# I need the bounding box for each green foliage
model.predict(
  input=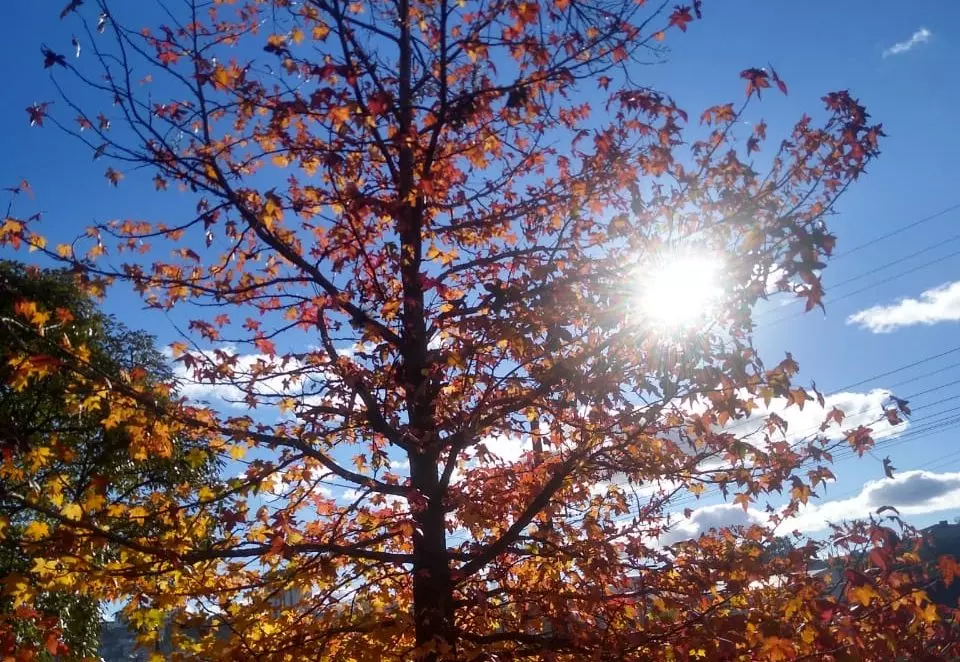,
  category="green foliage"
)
[0,260,219,659]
